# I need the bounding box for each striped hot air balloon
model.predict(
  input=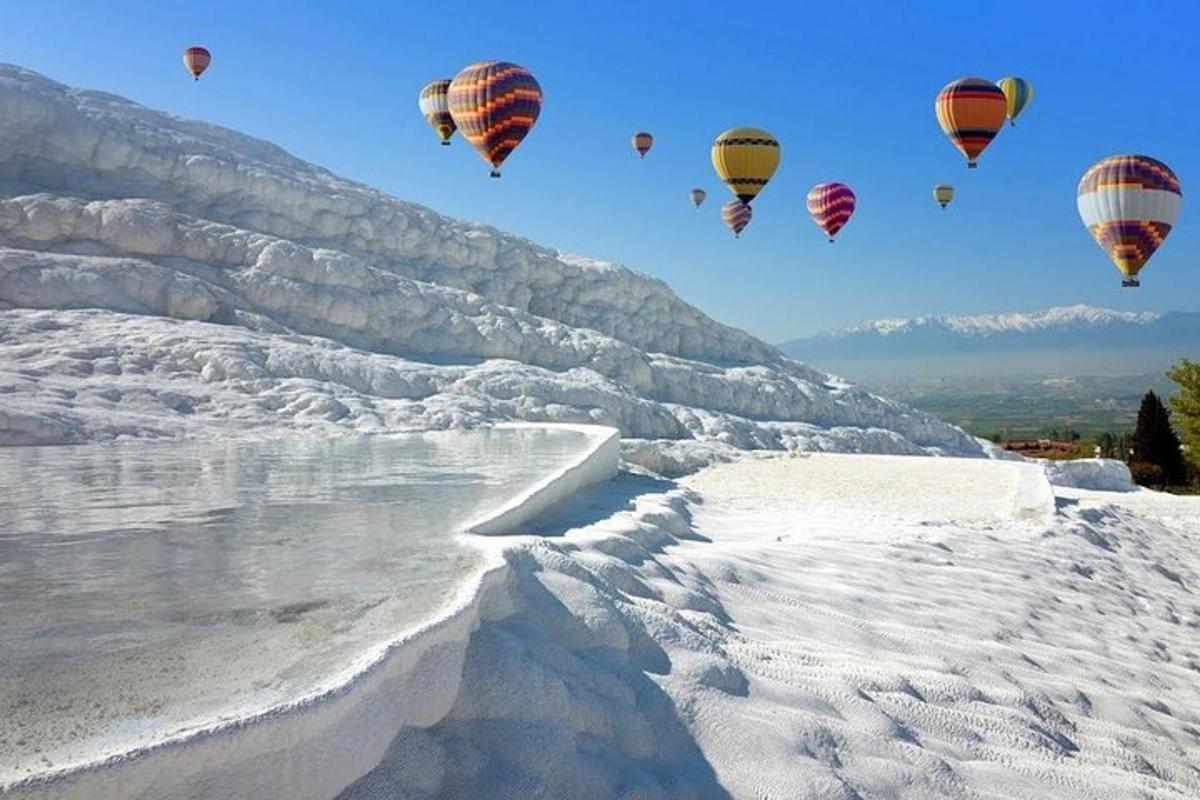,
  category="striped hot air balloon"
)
[996,77,1033,127]
[419,80,457,145]
[721,199,752,238]
[806,182,856,242]
[711,128,780,204]
[1077,155,1181,287]
[632,132,653,158]
[448,61,542,177]
[933,184,955,209]
[690,188,707,208]
[182,46,211,81]
[935,78,1007,168]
